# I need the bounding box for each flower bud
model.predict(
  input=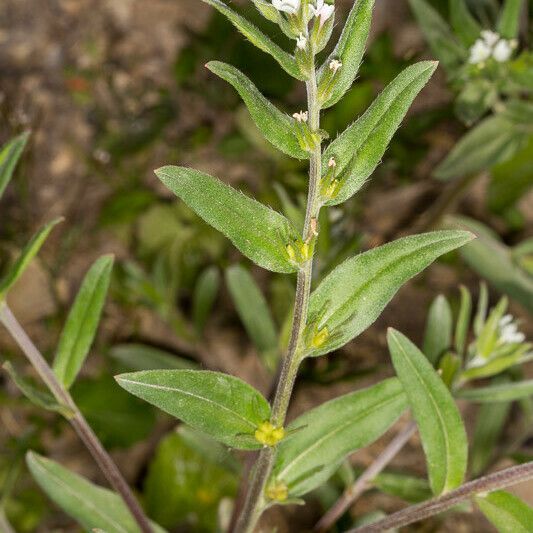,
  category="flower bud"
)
[317,57,343,104]
[266,480,289,502]
[255,421,286,447]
